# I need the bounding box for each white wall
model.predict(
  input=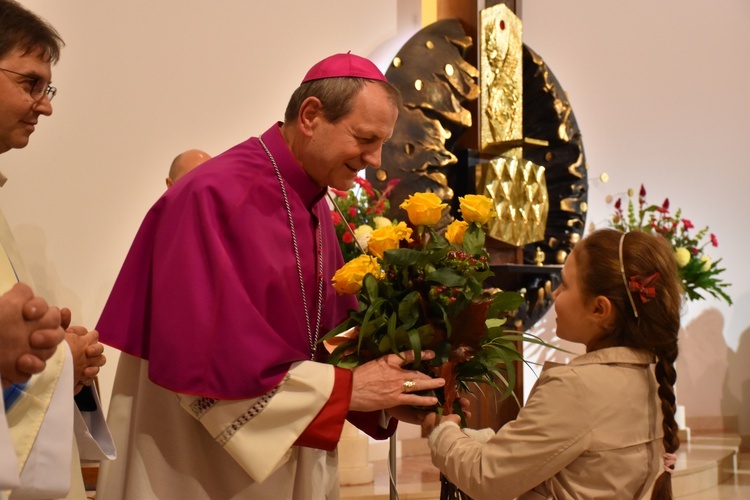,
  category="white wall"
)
[4,0,748,443]
[4,0,423,415]
[521,0,750,440]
